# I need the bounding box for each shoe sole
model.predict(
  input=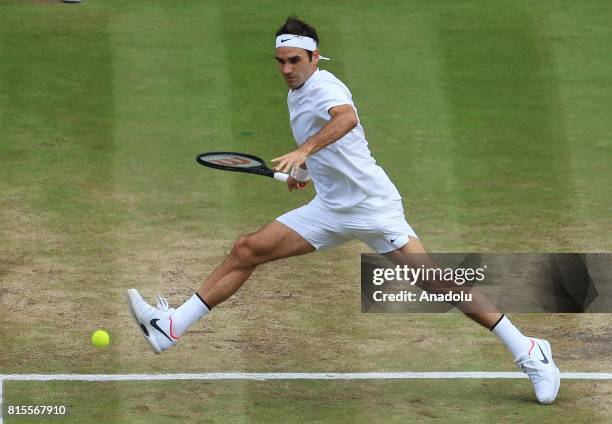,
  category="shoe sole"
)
[126,289,162,354]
